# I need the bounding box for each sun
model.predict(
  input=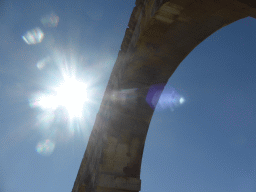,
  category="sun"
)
[54,77,88,118]
[34,77,88,119]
